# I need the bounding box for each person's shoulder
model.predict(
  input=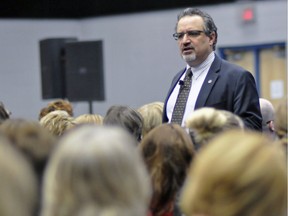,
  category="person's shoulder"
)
[217,58,251,76]
[220,58,245,71]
